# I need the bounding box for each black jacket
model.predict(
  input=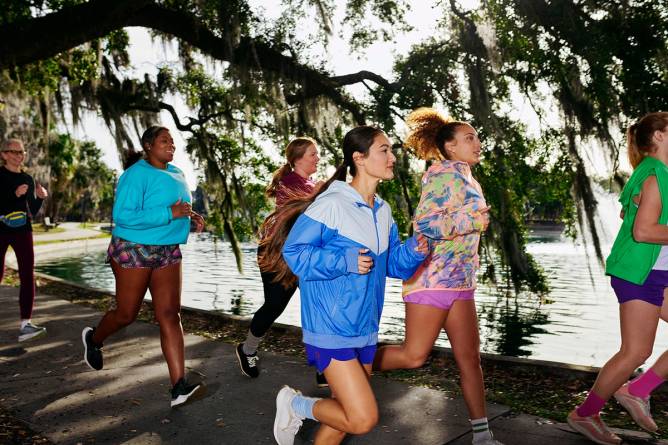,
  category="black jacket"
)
[0,166,43,233]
